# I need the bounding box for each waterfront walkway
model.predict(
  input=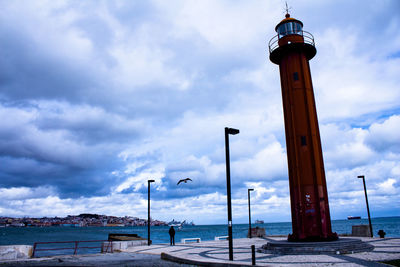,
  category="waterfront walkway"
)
[124,236,400,266]
[1,237,399,266]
